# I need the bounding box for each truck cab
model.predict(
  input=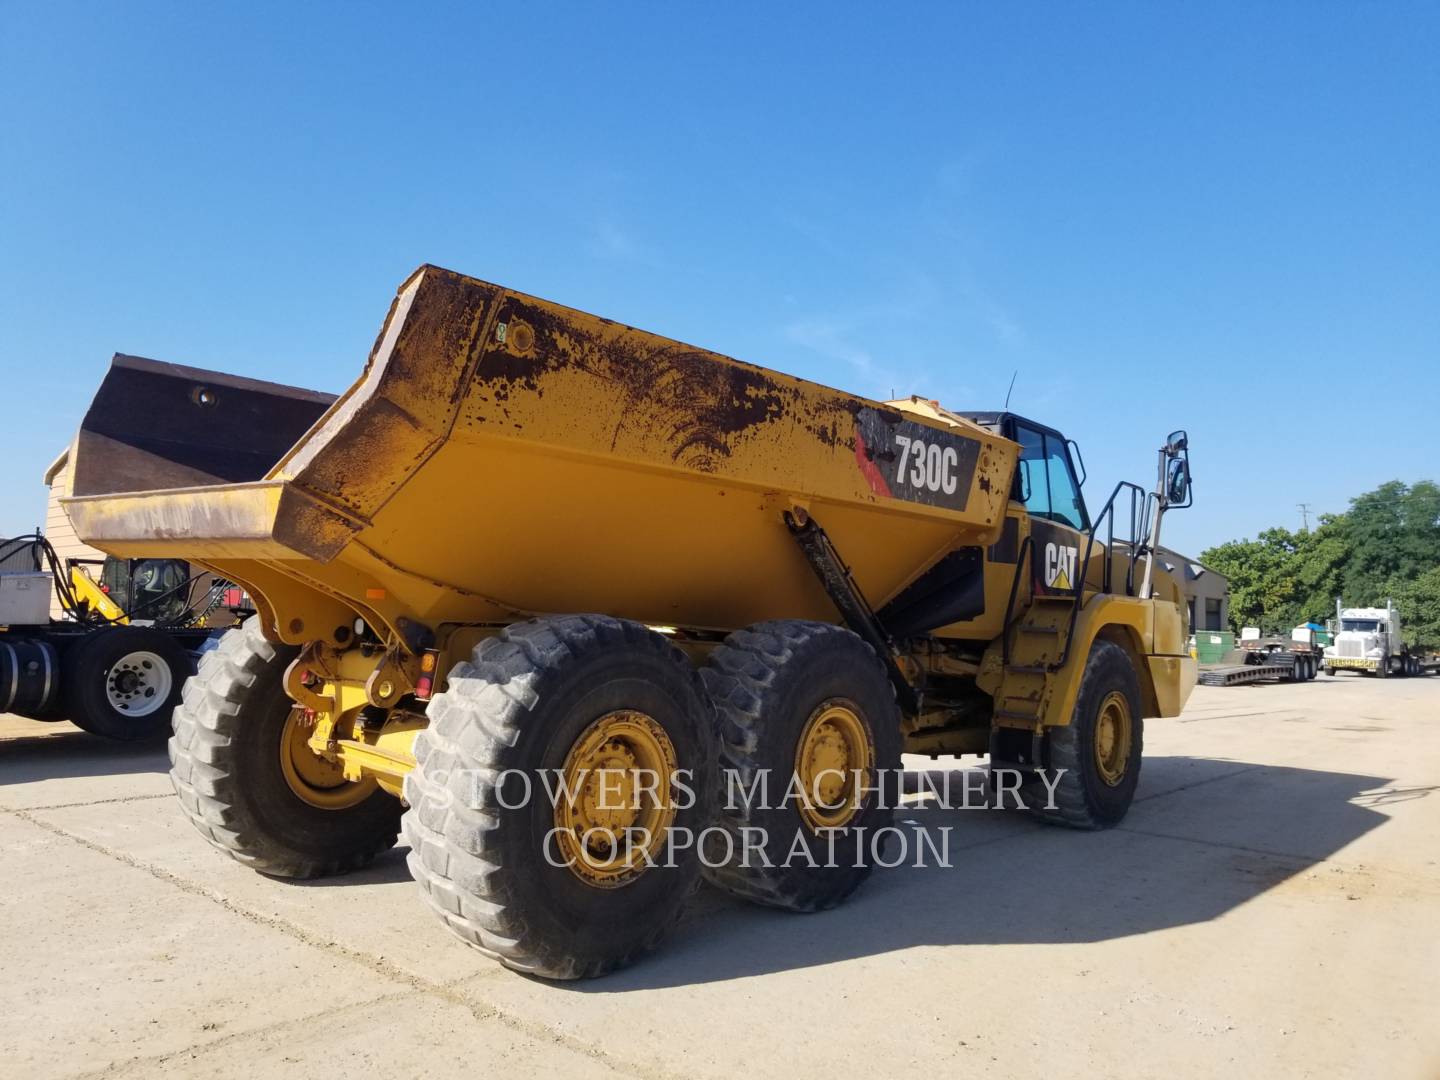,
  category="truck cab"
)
[1326,604,1403,676]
